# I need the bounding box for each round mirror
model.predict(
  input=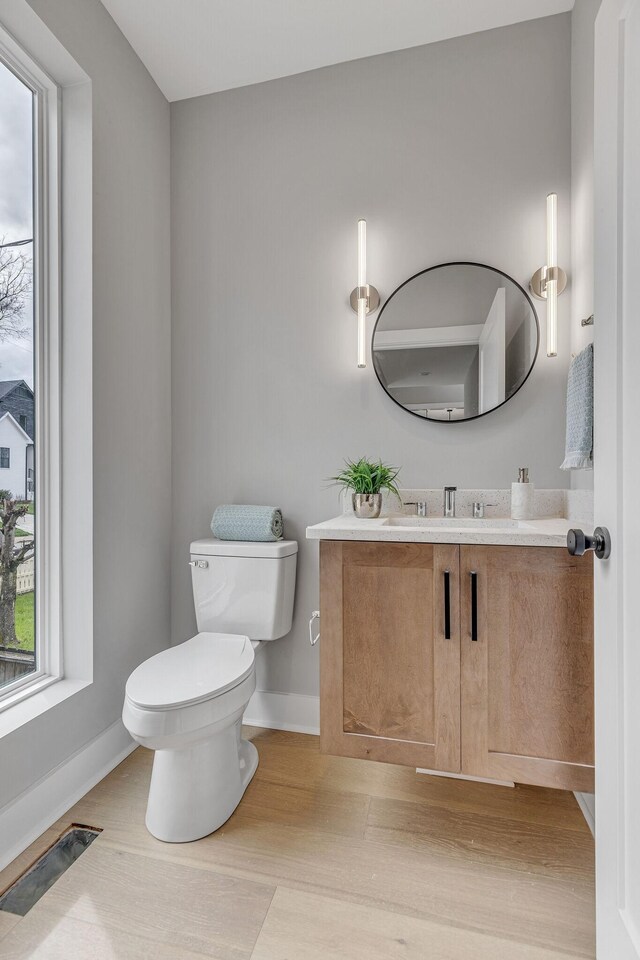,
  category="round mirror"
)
[372,262,539,422]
